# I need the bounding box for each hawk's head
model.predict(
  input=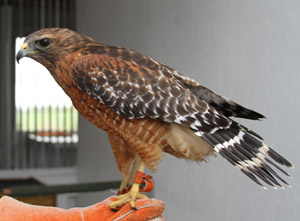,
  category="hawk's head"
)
[16,28,94,69]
